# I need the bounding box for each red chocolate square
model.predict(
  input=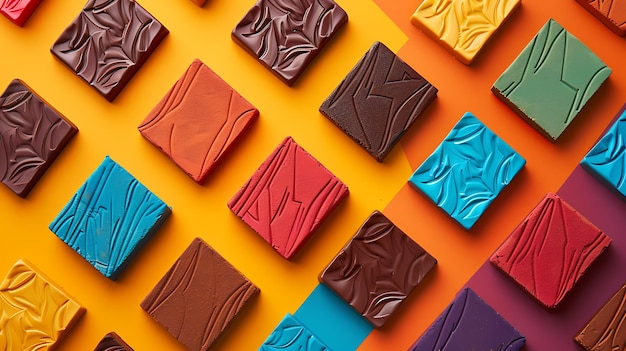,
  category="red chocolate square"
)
[490,193,612,308]
[138,59,258,184]
[0,0,42,26]
[228,136,349,260]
